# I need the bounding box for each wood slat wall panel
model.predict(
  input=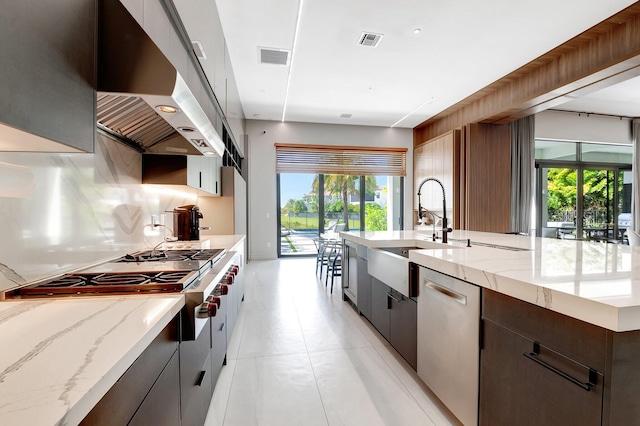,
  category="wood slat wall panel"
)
[413,131,460,228]
[414,2,640,145]
[464,123,511,232]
